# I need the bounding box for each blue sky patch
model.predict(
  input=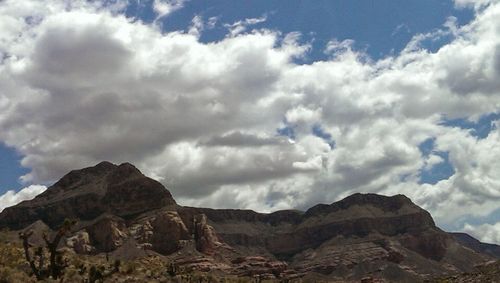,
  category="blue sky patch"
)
[418,138,455,184]
[277,121,296,140]
[312,124,335,149]
[419,137,436,156]
[0,143,29,194]
[127,0,474,62]
[441,112,500,139]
